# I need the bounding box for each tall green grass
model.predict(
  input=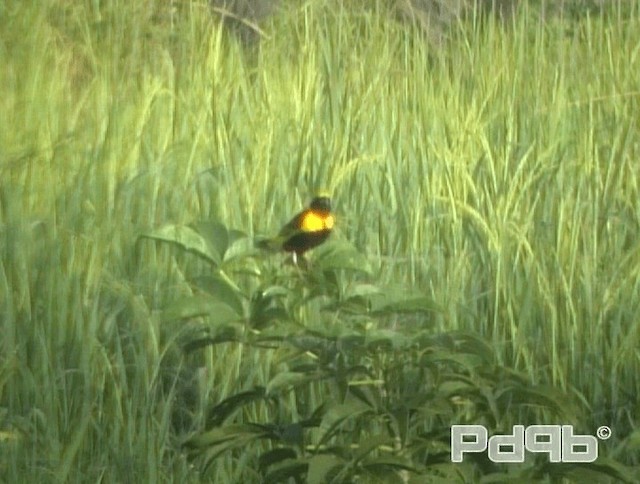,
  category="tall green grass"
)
[1,0,639,481]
